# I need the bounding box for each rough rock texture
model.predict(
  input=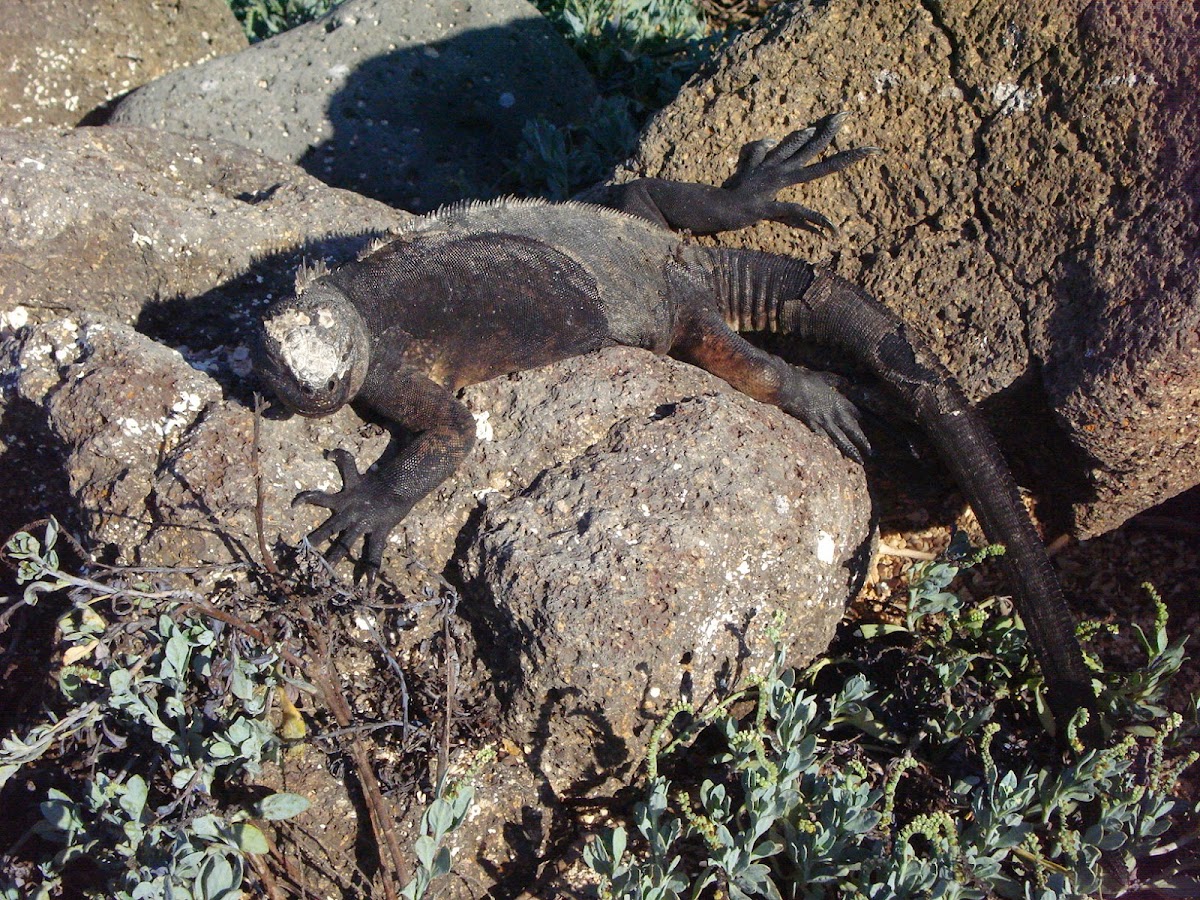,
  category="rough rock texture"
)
[615,0,1199,537]
[108,0,599,211]
[0,126,410,335]
[462,379,869,794]
[4,314,368,566]
[0,126,408,560]
[0,0,246,128]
